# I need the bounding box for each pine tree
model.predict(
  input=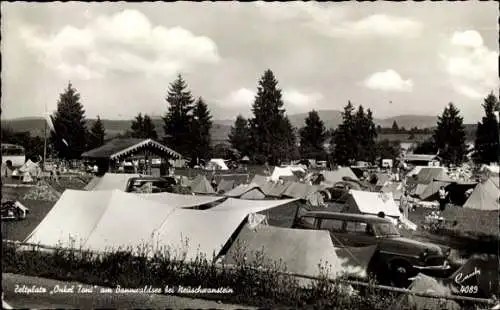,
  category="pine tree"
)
[229,115,252,158]
[299,110,327,160]
[142,115,158,140]
[365,108,378,162]
[392,120,399,132]
[163,74,195,157]
[279,116,299,163]
[474,92,500,164]
[51,82,88,160]
[191,97,213,163]
[129,113,158,139]
[88,115,106,150]
[433,103,467,165]
[332,101,356,165]
[249,69,293,165]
